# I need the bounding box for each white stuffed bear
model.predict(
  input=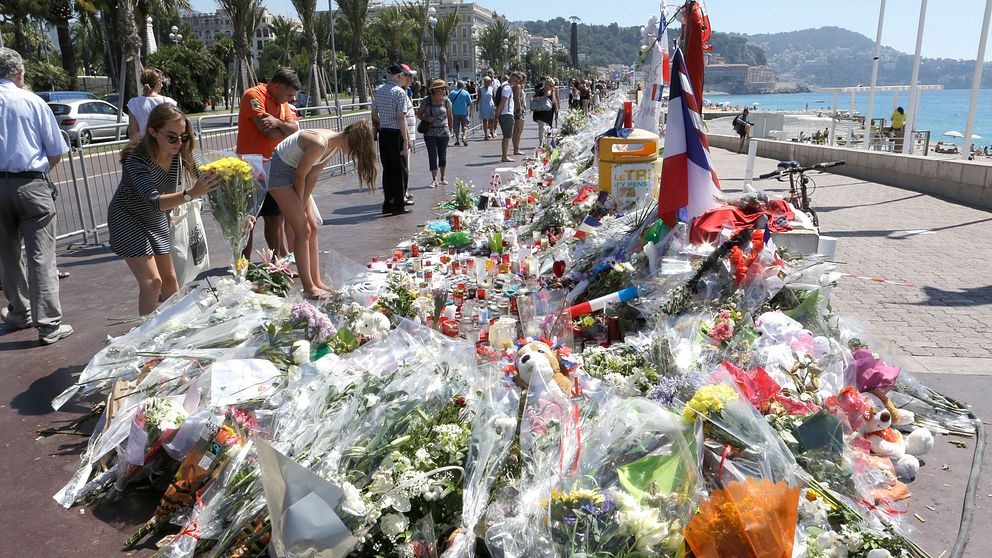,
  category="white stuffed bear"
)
[860,395,932,483]
[356,311,390,339]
